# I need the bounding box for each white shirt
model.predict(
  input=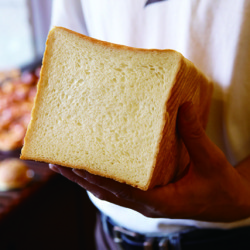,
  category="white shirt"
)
[51,0,250,233]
